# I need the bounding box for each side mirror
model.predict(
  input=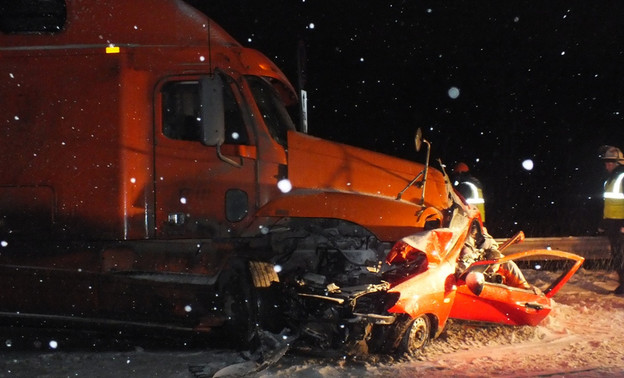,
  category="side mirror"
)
[415,128,423,152]
[200,75,225,146]
[396,128,431,203]
[466,271,485,296]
